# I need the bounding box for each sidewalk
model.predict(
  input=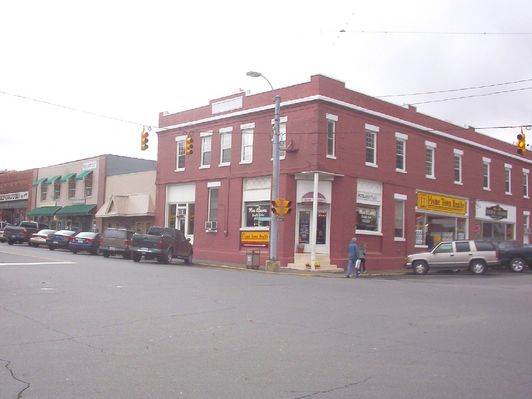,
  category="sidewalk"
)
[194,259,408,278]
